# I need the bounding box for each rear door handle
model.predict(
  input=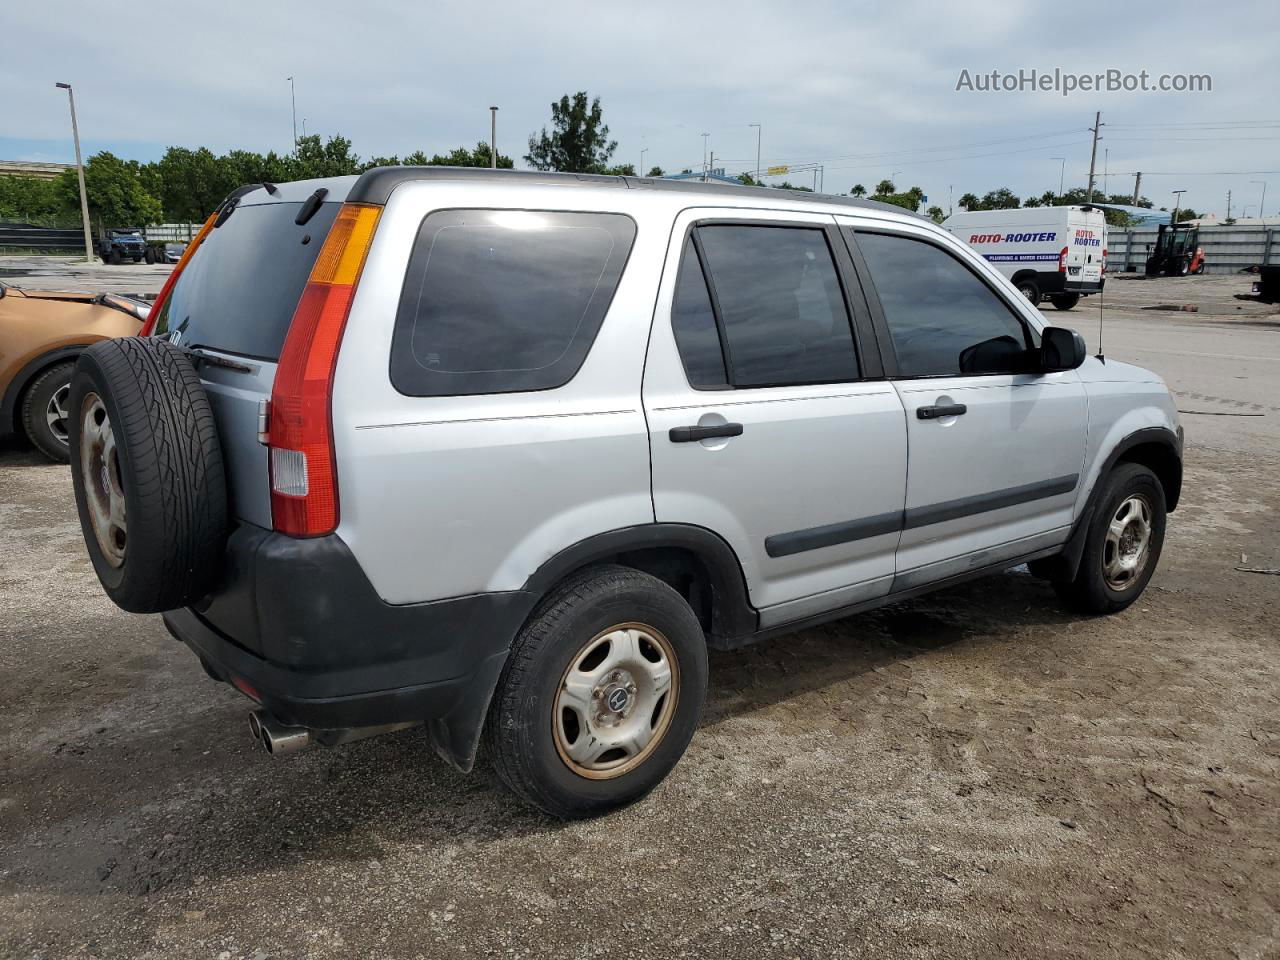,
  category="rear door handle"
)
[917,403,967,420]
[669,422,744,443]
